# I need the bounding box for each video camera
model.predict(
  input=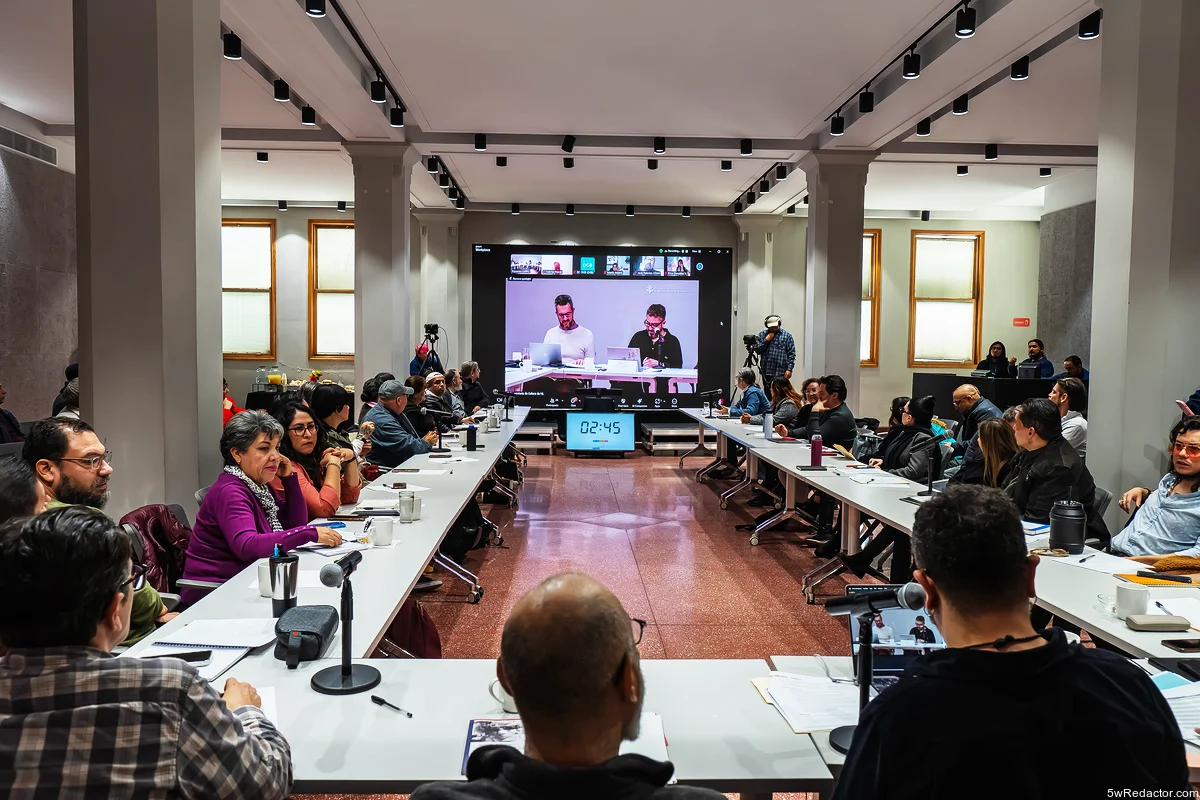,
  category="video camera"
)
[423,322,440,343]
[742,333,759,349]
